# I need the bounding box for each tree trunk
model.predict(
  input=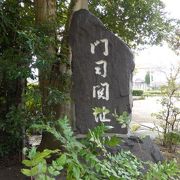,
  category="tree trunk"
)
[35,0,60,149]
[35,0,56,115]
[35,0,89,150]
[73,0,88,12]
